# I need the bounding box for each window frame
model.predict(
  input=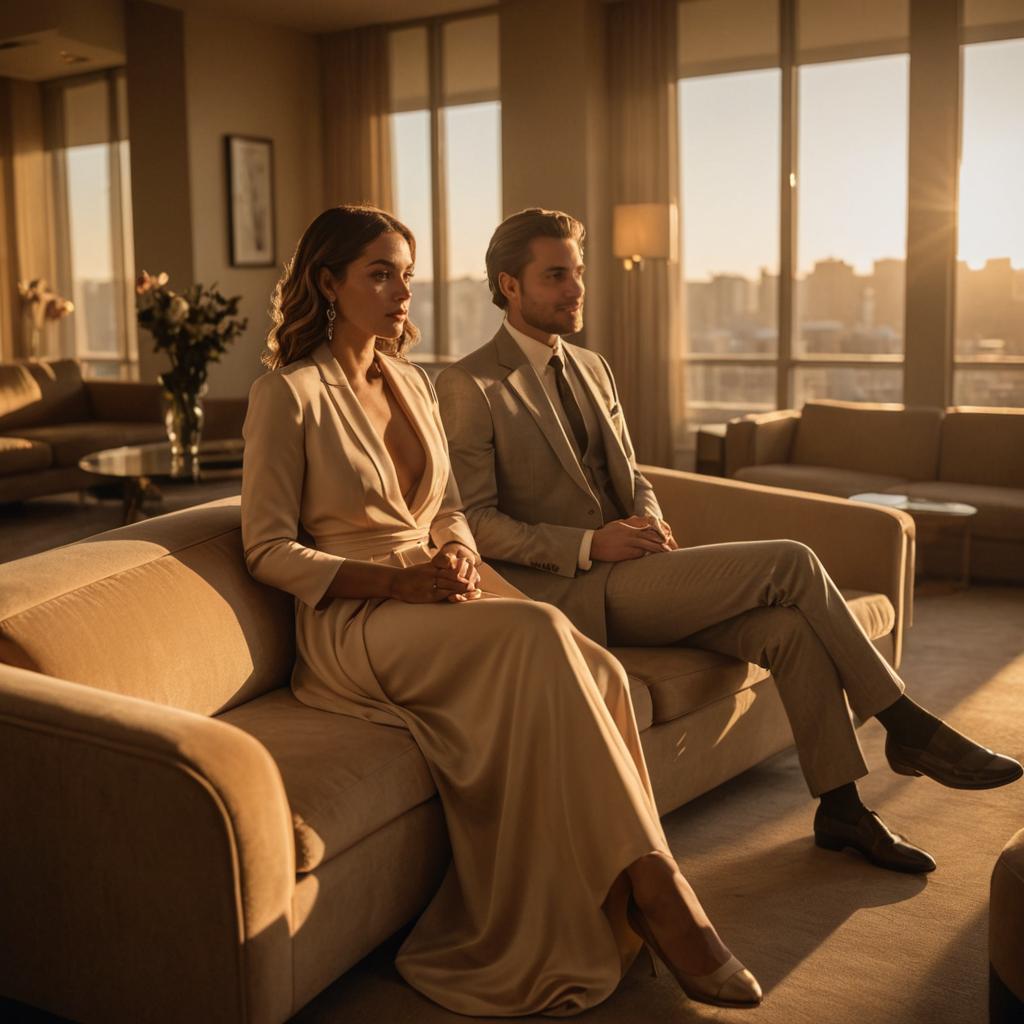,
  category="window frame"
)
[954,24,1024,395]
[43,68,138,380]
[678,0,913,421]
[388,6,500,362]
